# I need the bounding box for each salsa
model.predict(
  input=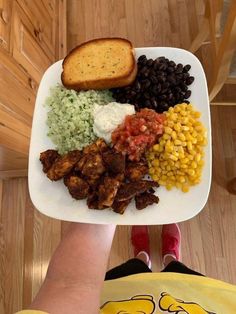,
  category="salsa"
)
[112,108,165,161]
